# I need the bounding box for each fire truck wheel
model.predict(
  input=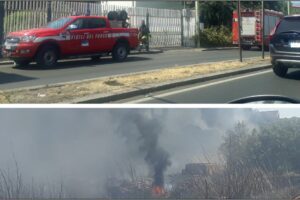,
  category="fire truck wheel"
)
[273,63,288,77]
[13,60,30,68]
[36,45,58,68]
[112,43,128,62]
